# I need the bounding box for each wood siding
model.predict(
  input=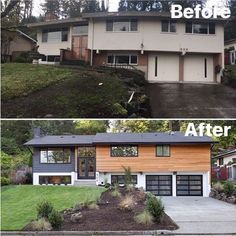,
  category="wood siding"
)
[96,144,211,173]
